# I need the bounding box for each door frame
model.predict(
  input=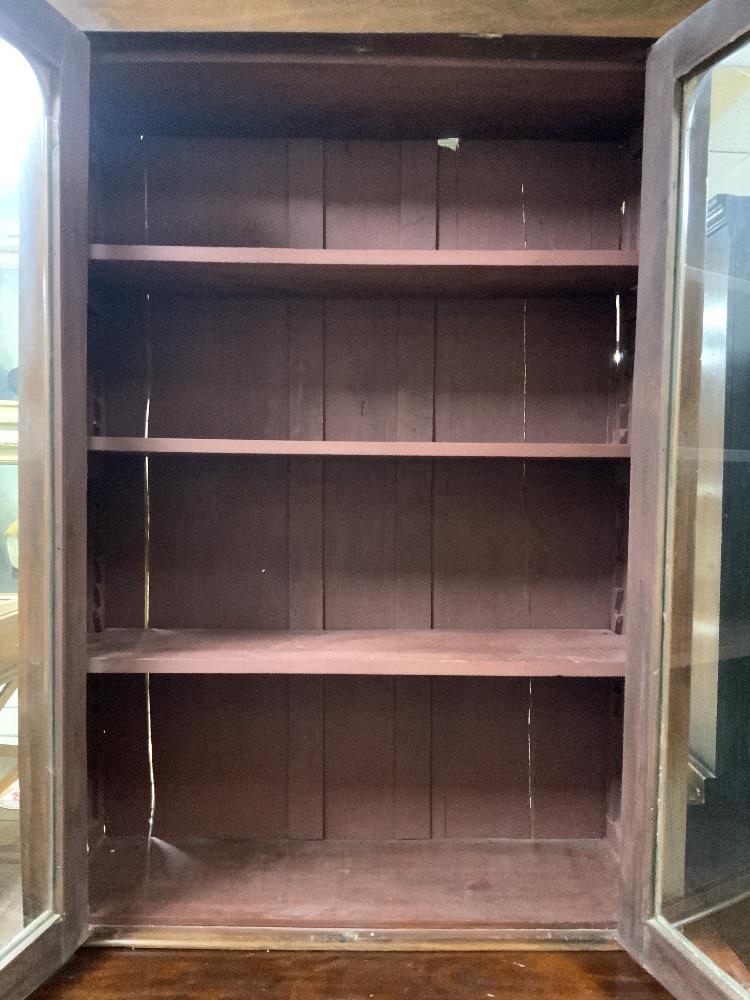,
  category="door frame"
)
[0,2,89,999]
[620,0,750,996]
